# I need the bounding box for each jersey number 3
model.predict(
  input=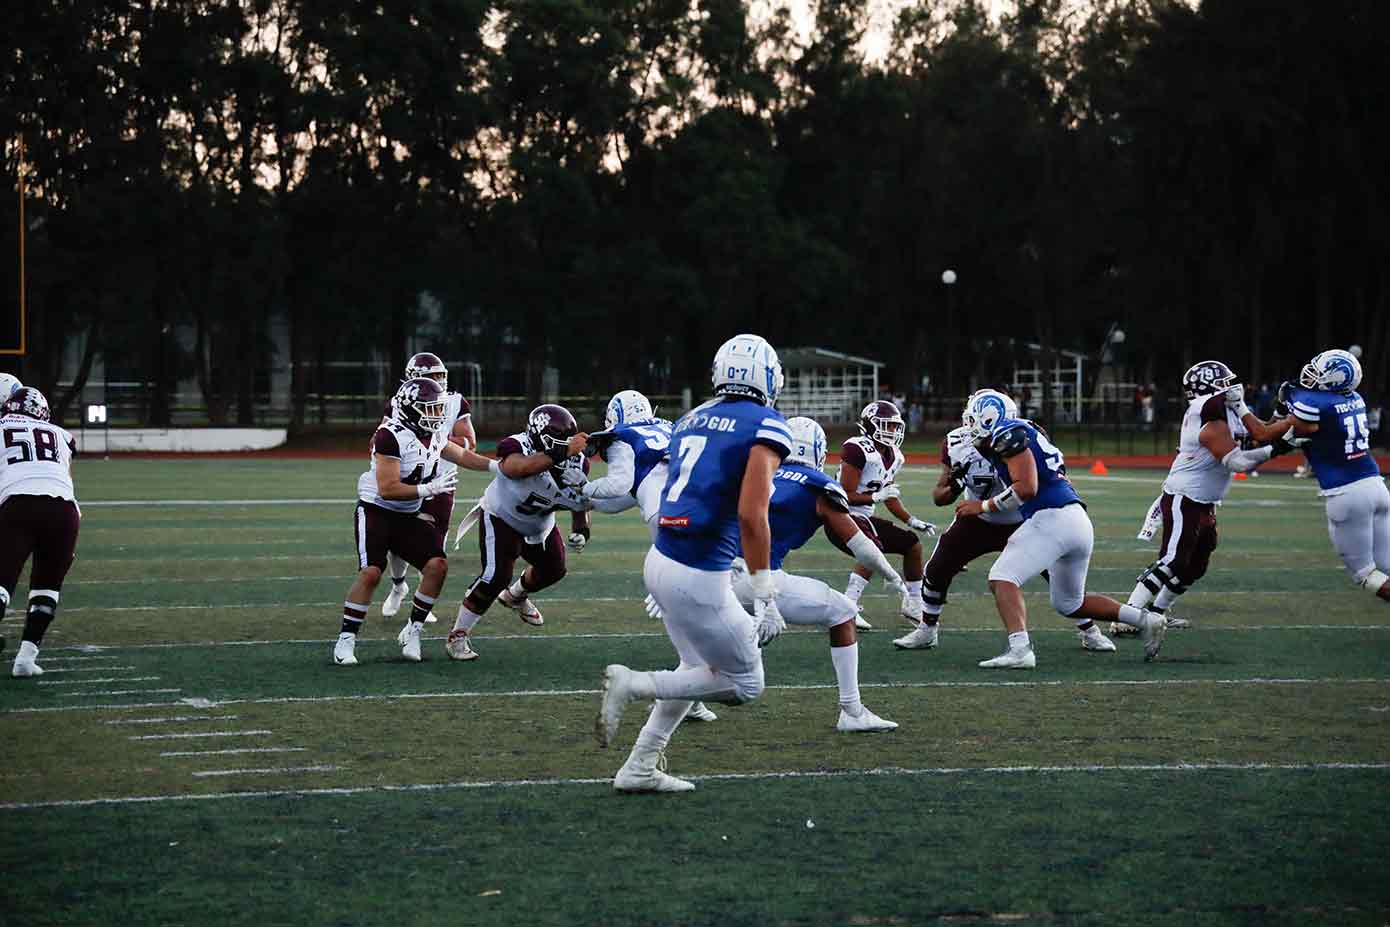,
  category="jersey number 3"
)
[3,426,60,464]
